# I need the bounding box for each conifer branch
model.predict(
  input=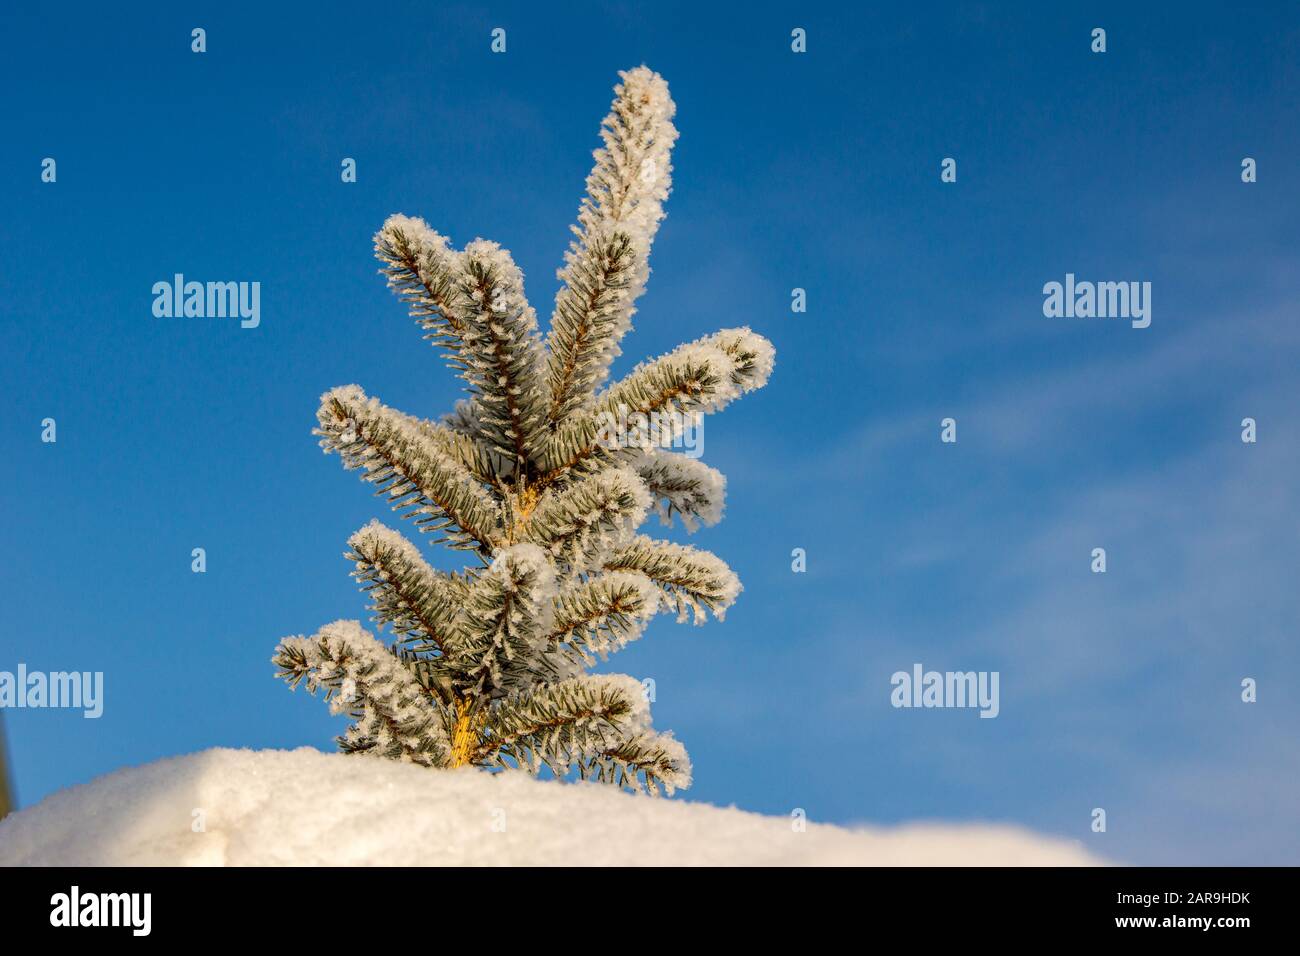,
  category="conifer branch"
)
[450,544,563,698]
[448,241,548,465]
[345,520,465,656]
[630,450,726,531]
[473,675,636,762]
[536,328,772,477]
[702,327,777,394]
[604,535,741,623]
[416,414,510,485]
[546,570,660,664]
[273,620,451,767]
[376,221,547,466]
[535,344,730,476]
[587,731,691,796]
[473,674,689,796]
[316,385,503,553]
[374,215,468,365]
[544,67,679,425]
[524,468,651,569]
